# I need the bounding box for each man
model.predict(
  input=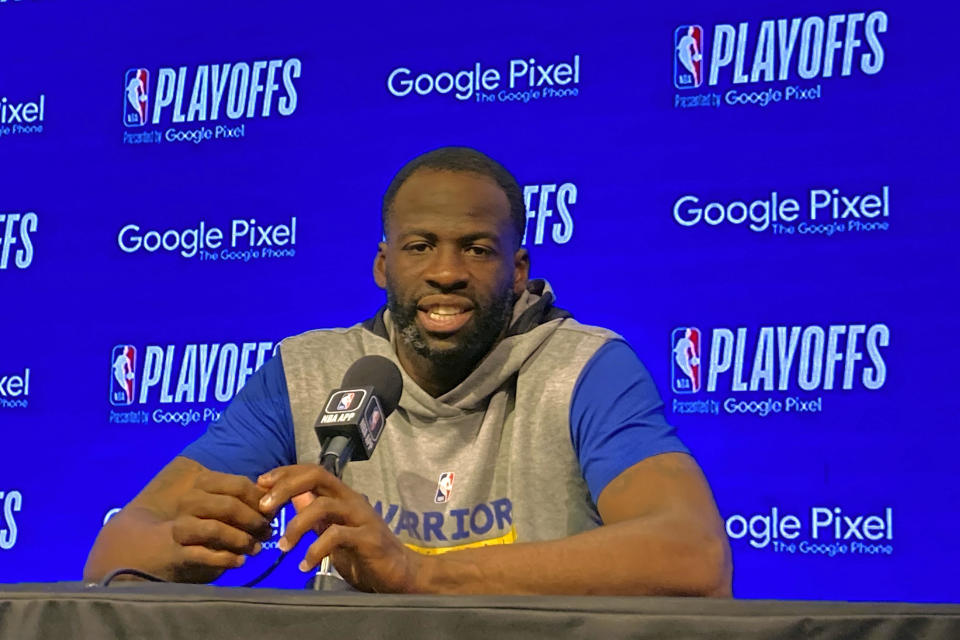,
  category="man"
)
[85,147,732,595]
